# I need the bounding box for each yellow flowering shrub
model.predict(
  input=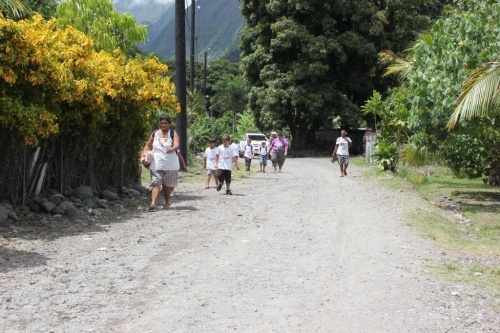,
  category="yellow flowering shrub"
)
[0,14,178,146]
